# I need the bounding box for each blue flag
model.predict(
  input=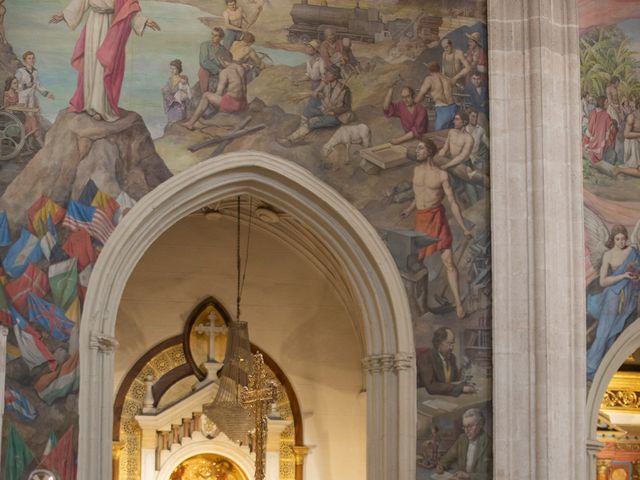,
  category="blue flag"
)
[2,229,42,278]
[0,211,11,246]
[5,386,38,422]
[27,294,75,342]
[78,179,98,206]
